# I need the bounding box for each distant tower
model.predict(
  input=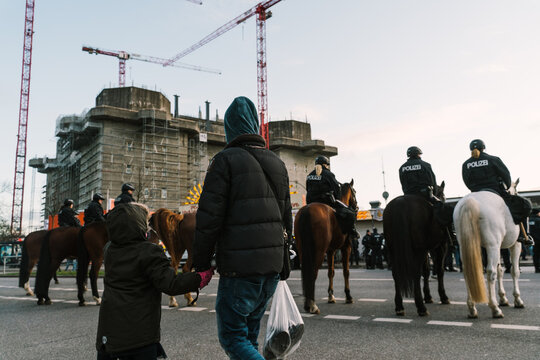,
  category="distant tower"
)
[381,156,389,204]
